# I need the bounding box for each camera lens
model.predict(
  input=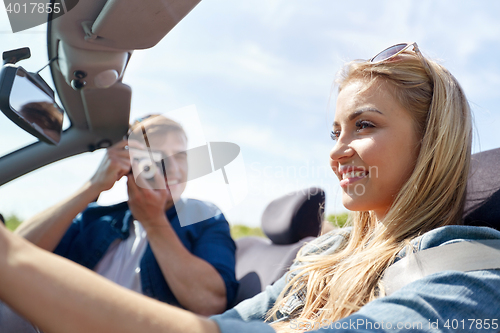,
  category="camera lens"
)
[138,159,156,179]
